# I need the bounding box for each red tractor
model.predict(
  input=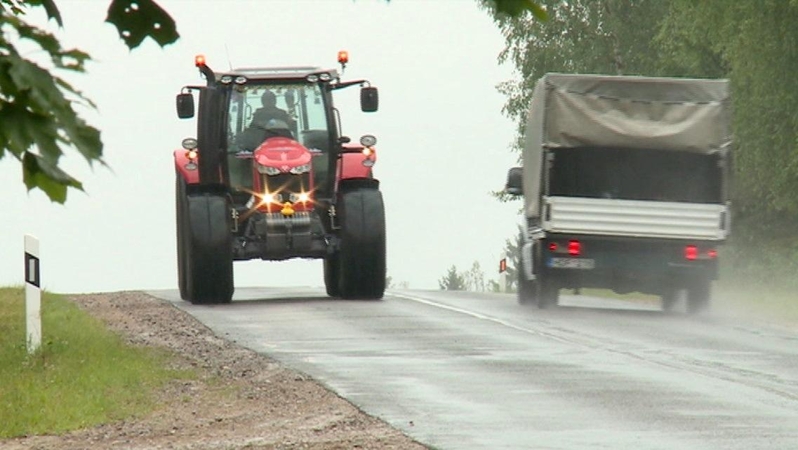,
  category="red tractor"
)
[174,52,385,304]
